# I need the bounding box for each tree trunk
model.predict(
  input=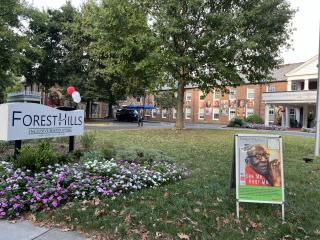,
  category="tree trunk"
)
[86,100,90,119]
[108,102,113,118]
[175,71,185,129]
